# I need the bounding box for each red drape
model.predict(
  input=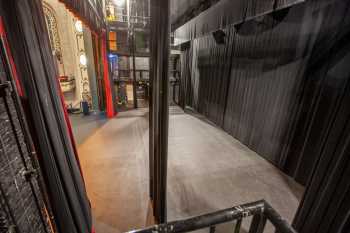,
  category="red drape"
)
[101,33,115,118]
[2,8,94,231]
[0,18,23,96]
[1,16,85,182]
